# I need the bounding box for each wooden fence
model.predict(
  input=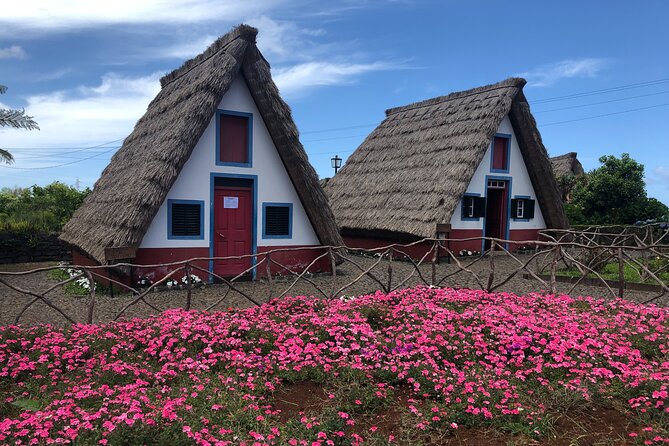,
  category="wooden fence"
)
[1,225,668,325]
